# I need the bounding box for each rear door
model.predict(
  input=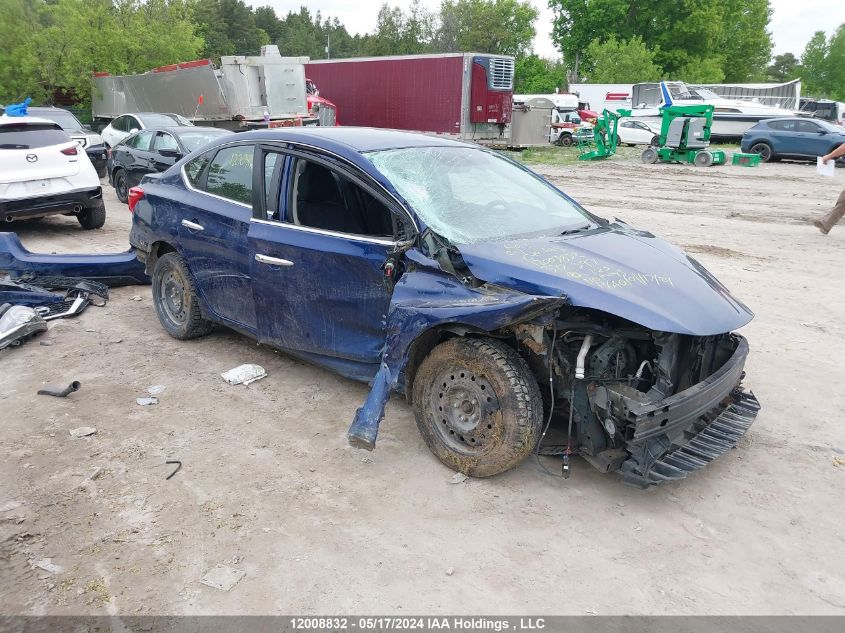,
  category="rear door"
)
[150,131,182,174]
[0,123,79,195]
[766,119,800,155]
[175,143,257,332]
[247,146,408,368]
